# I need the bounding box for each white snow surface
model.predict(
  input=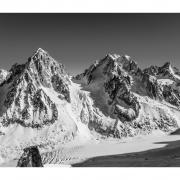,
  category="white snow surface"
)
[157,79,174,86]
[0,69,9,84]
